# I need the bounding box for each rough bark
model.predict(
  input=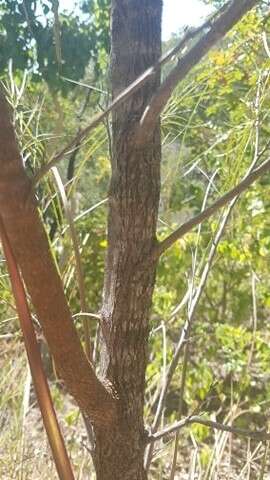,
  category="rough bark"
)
[0,92,116,426]
[92,1,162,479]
